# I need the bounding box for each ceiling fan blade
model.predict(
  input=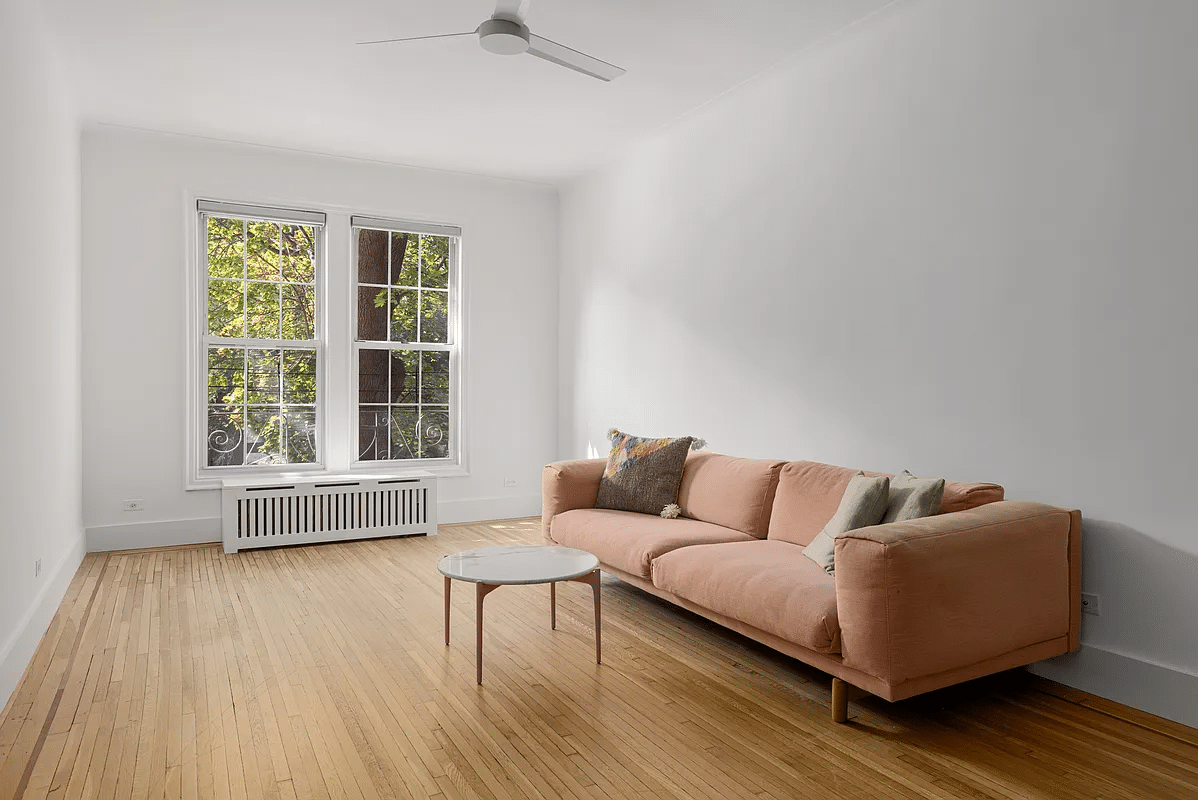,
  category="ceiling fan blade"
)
[357,31,475,46]
[526,34,625,81]
[492,0,532,23]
